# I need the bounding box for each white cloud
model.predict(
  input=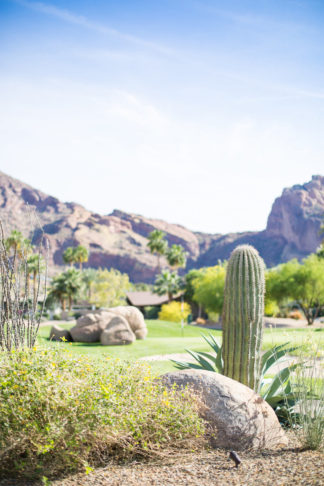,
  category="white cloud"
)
[1,76,323,233]
[14,0,174,55]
